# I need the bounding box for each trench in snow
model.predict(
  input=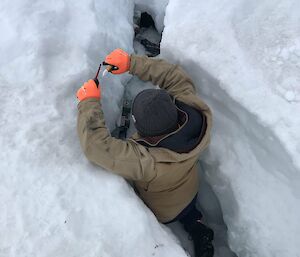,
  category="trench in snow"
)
[113,3,299,257]
[115,6,239,257]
